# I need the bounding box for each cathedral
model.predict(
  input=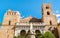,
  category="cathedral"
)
[0,3,60,38]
